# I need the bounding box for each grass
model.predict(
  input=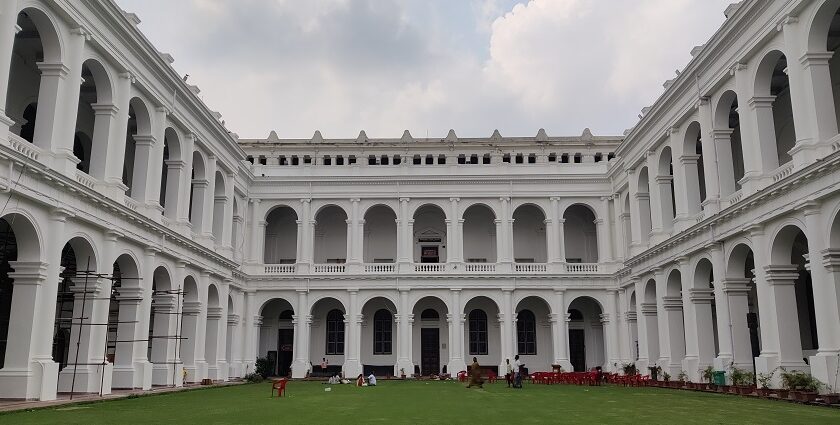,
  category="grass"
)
[3,380,840,424]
